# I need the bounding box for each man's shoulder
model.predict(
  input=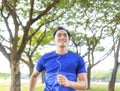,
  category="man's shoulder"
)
[42,51,55,58]
[43,51,54,55]
[68,51,83,58]
[68,51,79,56]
